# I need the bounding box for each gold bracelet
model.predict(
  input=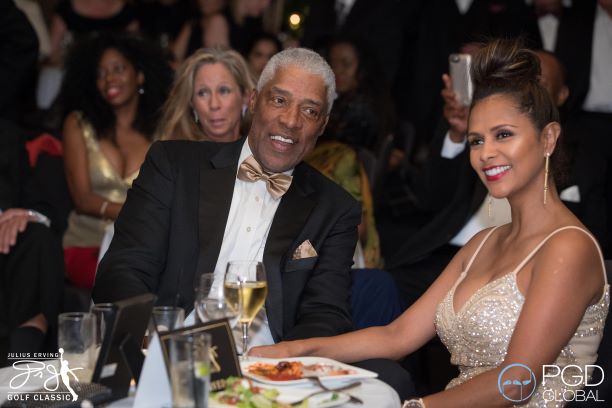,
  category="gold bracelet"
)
[402,398,426,408]
[100,200,109,217]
